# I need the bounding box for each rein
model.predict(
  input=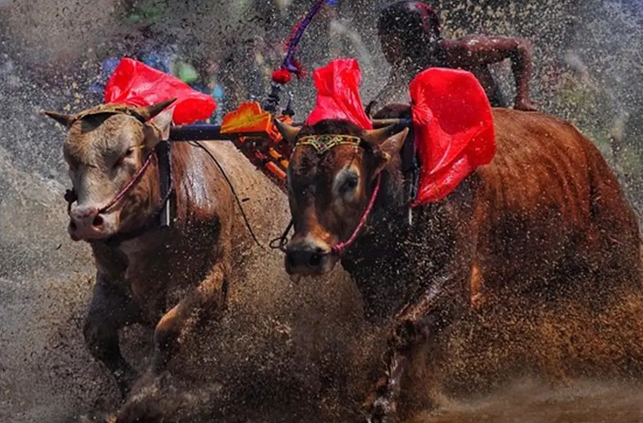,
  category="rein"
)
[101,149,155,214]
[64,147,156,217]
